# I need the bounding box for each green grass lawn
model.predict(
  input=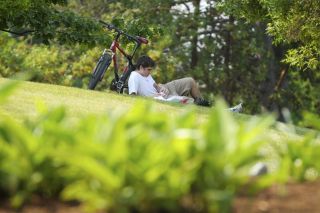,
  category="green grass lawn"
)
[0,77,211,121]
[0,77,317,138]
